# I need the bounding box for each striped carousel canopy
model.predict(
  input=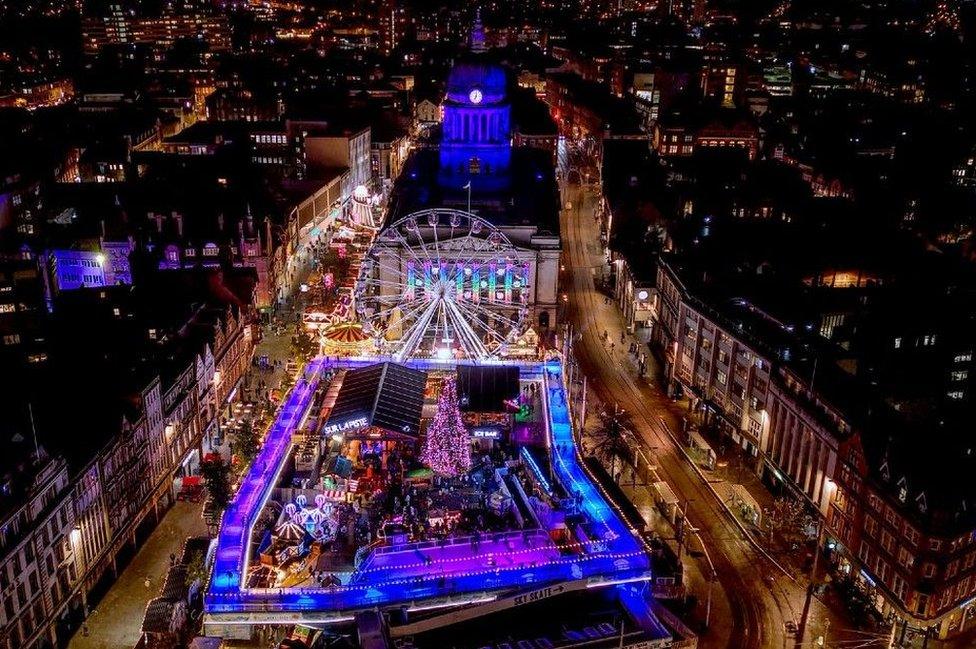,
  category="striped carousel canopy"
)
[322,322,369,345]
[274,519,306,542]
